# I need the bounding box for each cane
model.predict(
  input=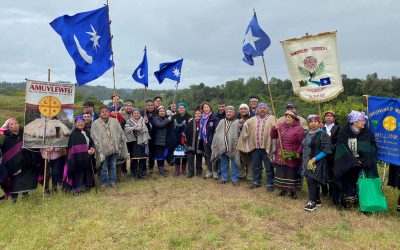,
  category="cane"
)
[382,162,387,191]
